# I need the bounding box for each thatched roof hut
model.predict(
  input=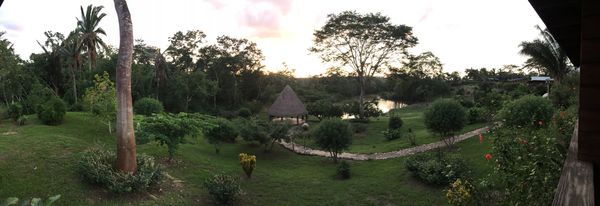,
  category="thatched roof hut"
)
[267,85,308,118]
